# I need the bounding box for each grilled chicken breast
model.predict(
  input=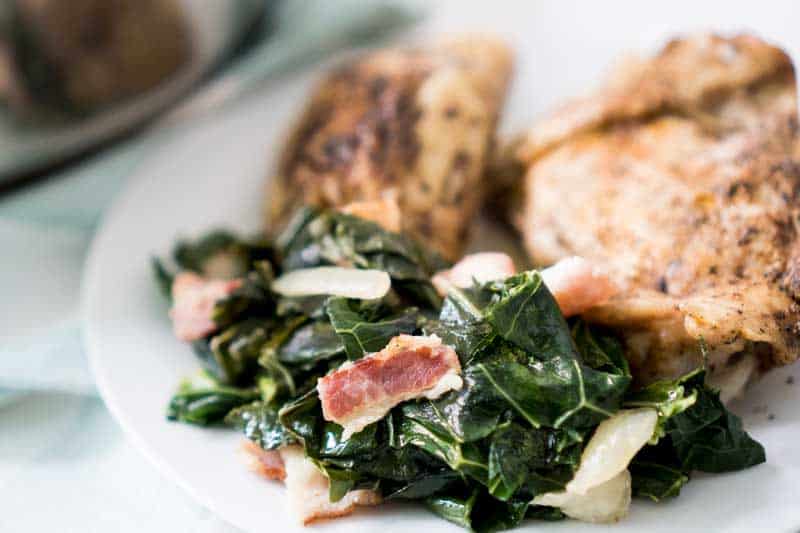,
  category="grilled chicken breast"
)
[516,34,800,397]
[266,35,513,260]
